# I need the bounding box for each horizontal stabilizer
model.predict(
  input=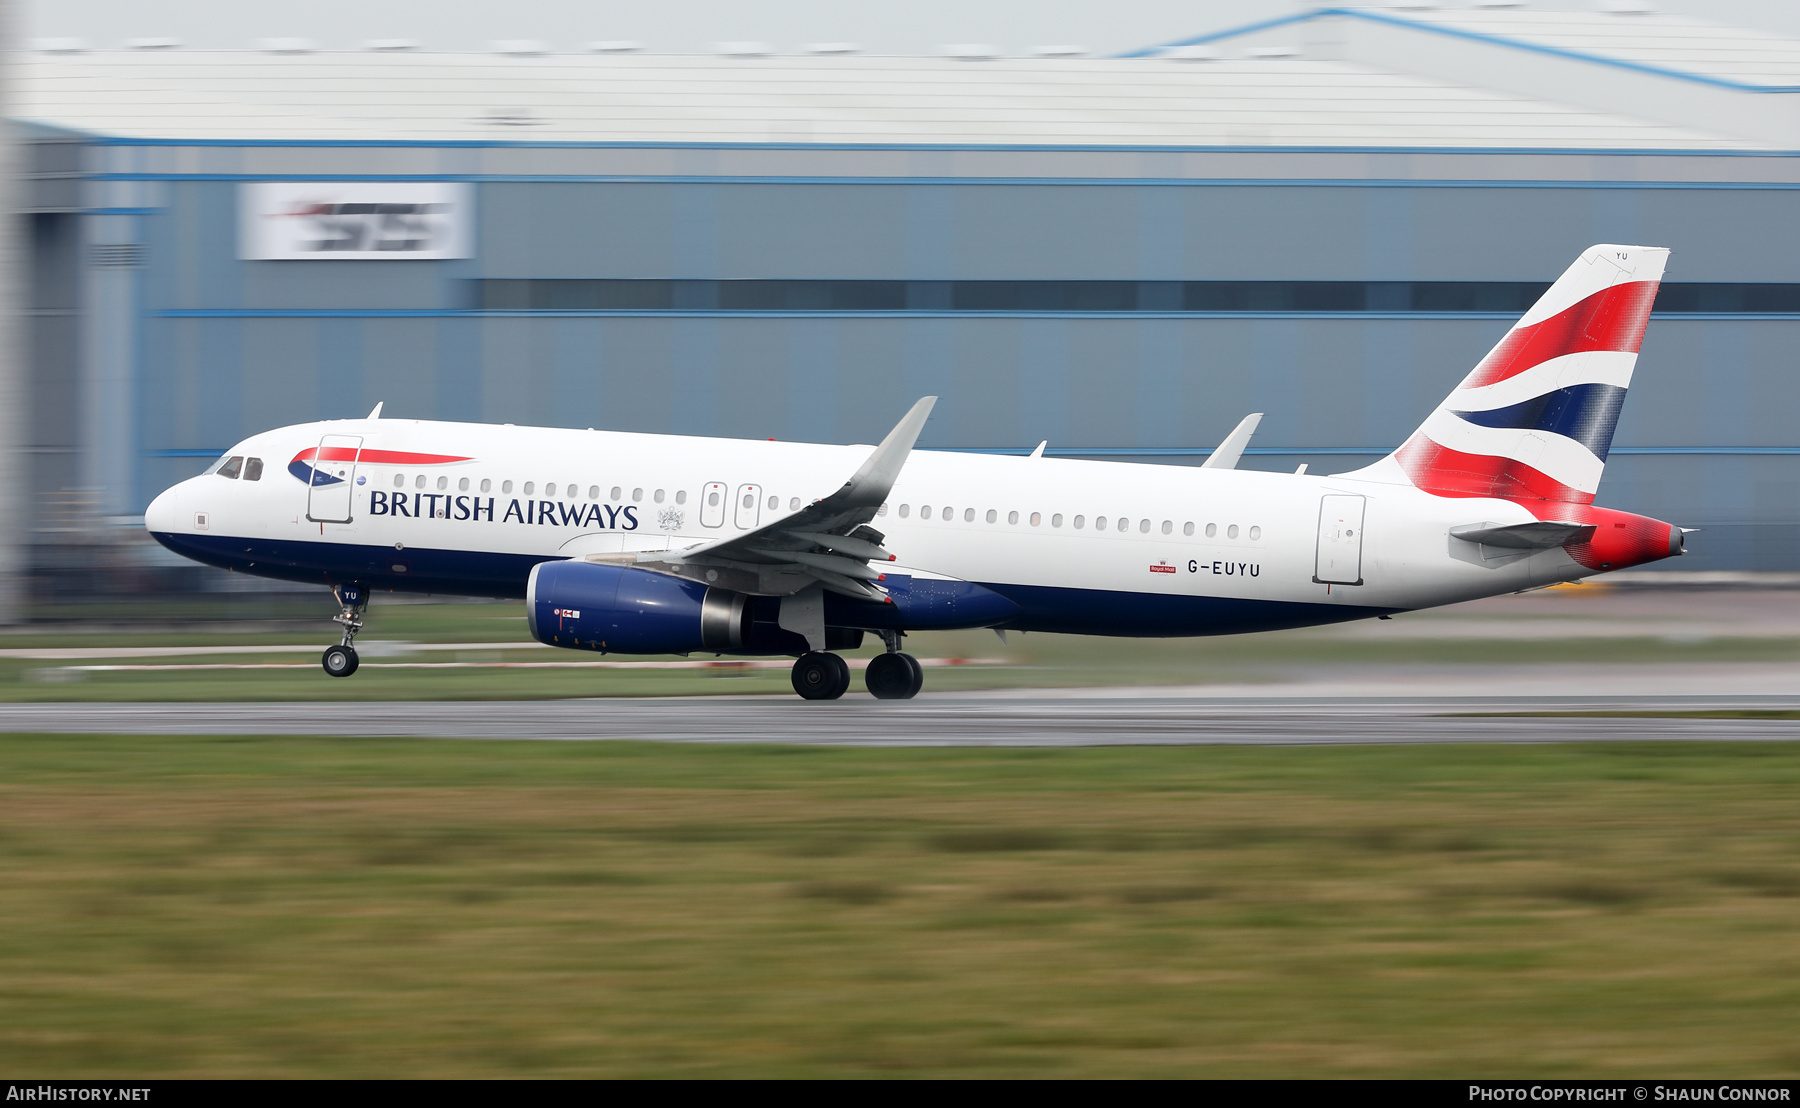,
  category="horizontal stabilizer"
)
[1450,520,1595,549]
